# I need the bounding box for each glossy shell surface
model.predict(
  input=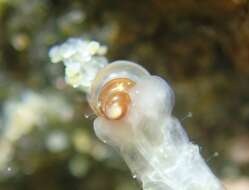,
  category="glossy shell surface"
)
[89,60,149,120]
